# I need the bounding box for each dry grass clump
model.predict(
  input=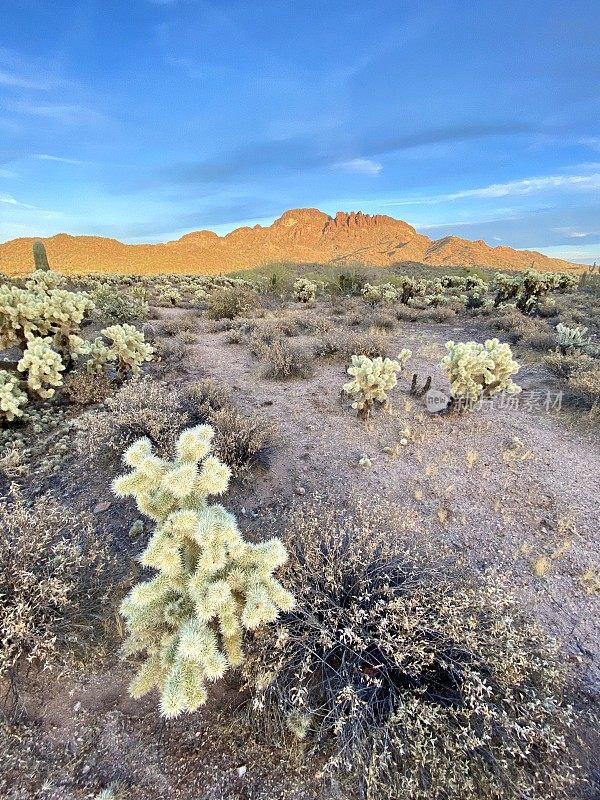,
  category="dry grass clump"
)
[244,499,578,800]
[206,285,260,320]
[181,380,274,478]
[255,336,314,379]
[75,377,188,460]
[316,329,388,360]
[61,369,113,405]
[156,314,197,337]
[205,406,275,479]
[545,352,600,412]
[0,486,116,694]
